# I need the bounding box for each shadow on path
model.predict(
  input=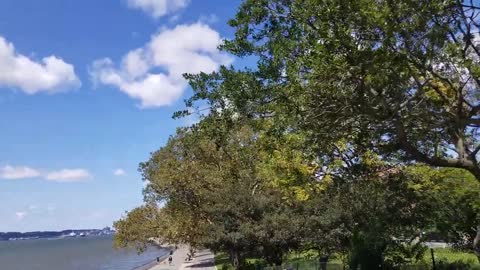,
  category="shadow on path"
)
[183,250,216,270]
[185,260,215,269]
